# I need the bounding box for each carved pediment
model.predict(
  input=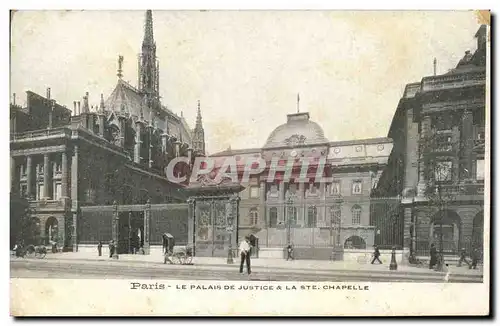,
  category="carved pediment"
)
[284,134,307,147]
